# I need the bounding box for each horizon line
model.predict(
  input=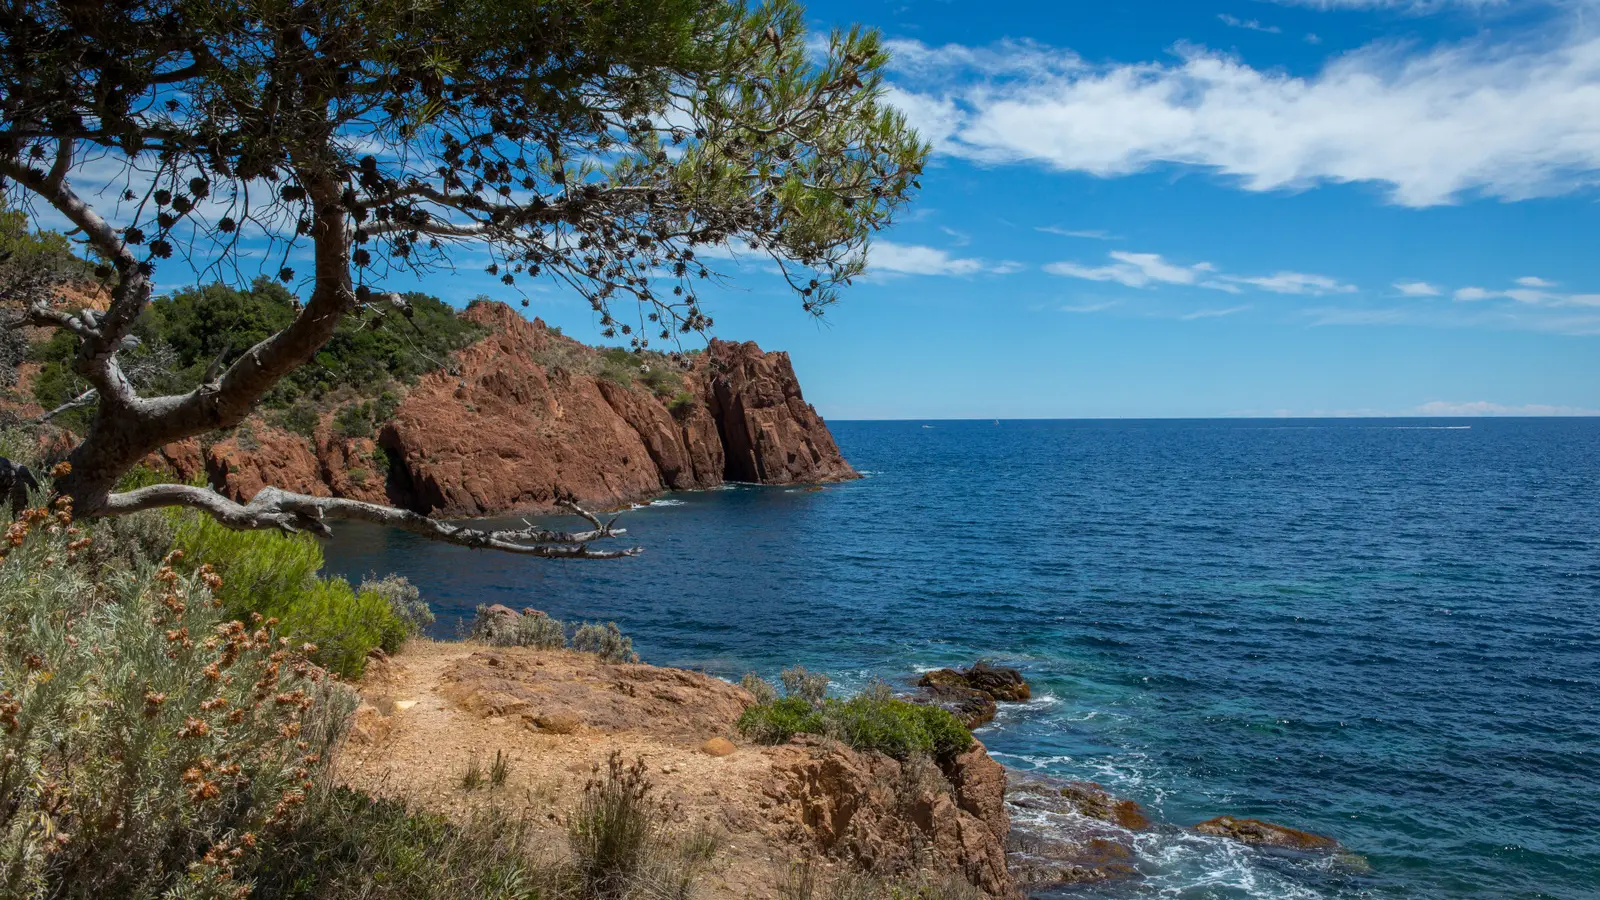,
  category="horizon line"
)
[822,414,1600,422]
